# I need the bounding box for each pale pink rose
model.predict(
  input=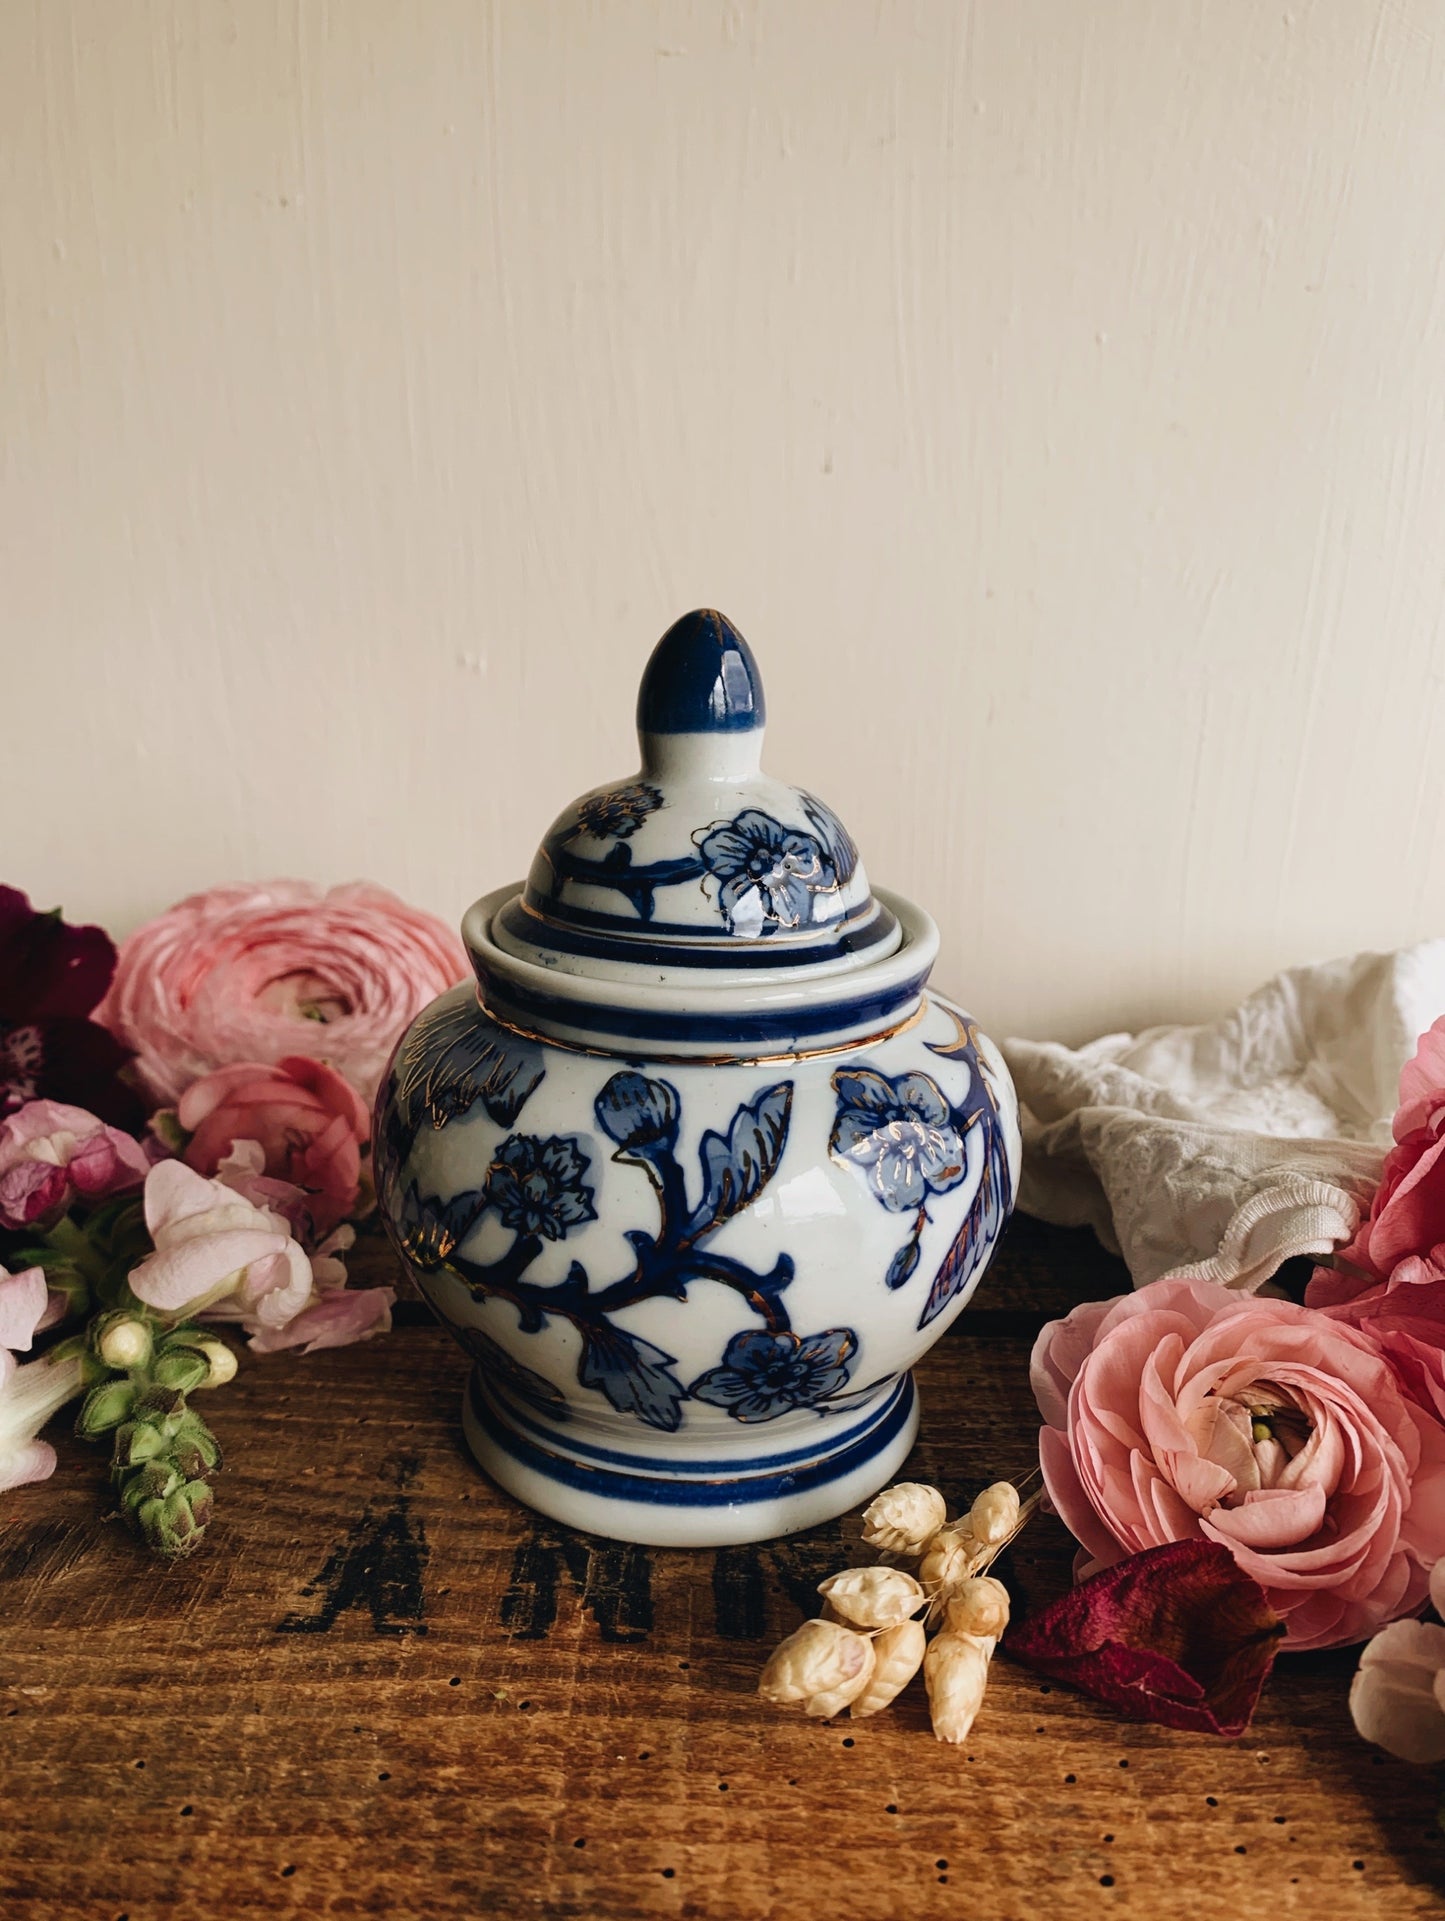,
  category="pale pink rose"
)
[0,1099,151,1230]
[98,881,467,1107]
[1032,1276,1445,1650]
[1350,1559,1445,1762]
[178,1055,370,1237]
[0,1264,85,1491]
[1310,1016,1445,1307]
[130,1159,393,1353]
